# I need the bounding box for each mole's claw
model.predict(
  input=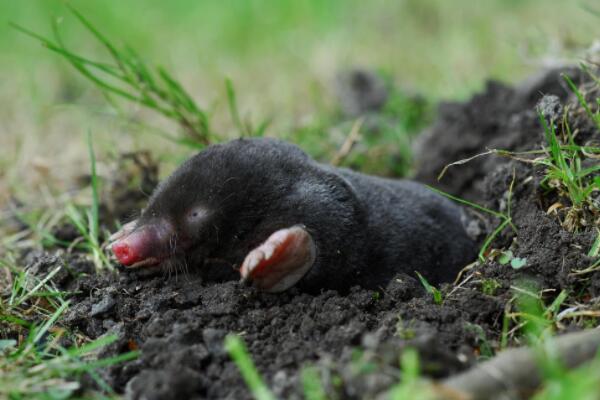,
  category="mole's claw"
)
[239,275,252,287]
[239,225,316,292]
[108,220,138,244]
